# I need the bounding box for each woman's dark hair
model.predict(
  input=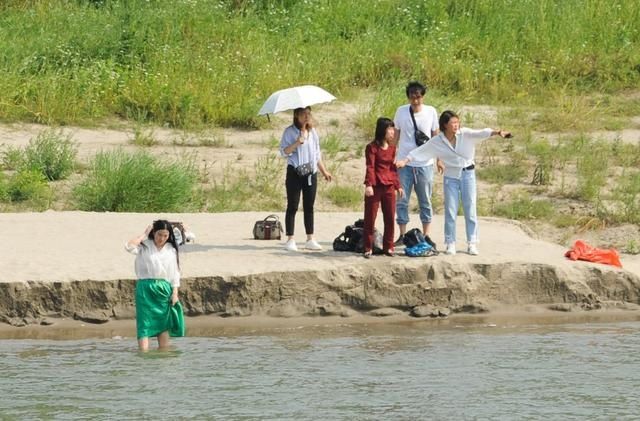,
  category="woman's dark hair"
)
[405,81,427,98]
[293,106,311,129]
[439,110,460,132]
[374,117,394,146]
[146,219,180,268]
